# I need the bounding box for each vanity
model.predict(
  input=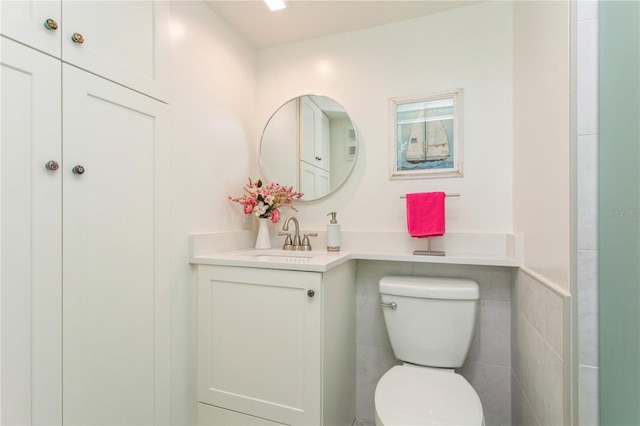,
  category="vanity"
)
[195,250,355,426]
[191,231,521,426]
[193,94,521,425]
